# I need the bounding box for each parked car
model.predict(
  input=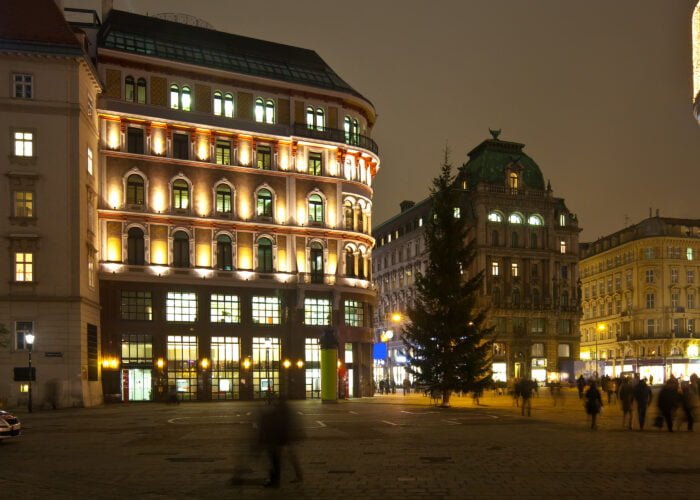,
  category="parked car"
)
[0,410,21,441]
